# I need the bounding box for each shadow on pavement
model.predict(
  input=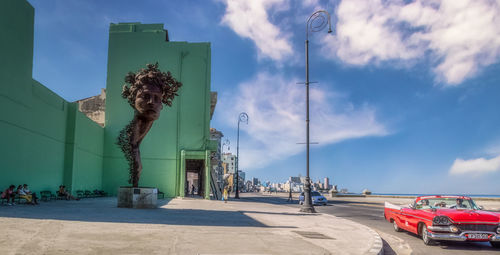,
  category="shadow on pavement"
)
[382,239,397,255]
[239,210,320,217]
[229,195,300,206]
[400,231,498,251]
[0,197,291,228]
[328,200,383,206]
[434,241,497,251]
